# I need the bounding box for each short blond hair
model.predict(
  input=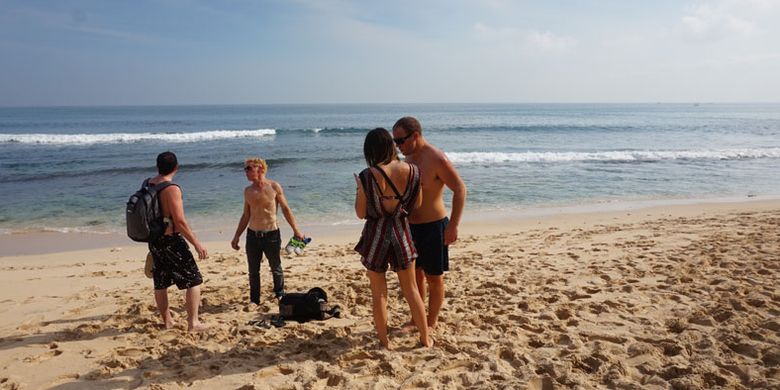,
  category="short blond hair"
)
[245,157,268,171]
